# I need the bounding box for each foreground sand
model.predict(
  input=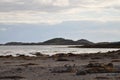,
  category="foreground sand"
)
[0,50,120,80]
